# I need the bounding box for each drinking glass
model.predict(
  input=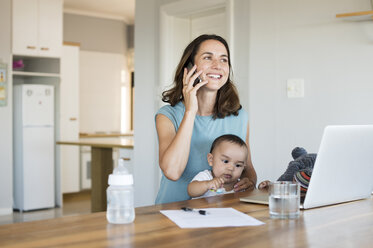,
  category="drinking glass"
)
[269,181,300,219]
